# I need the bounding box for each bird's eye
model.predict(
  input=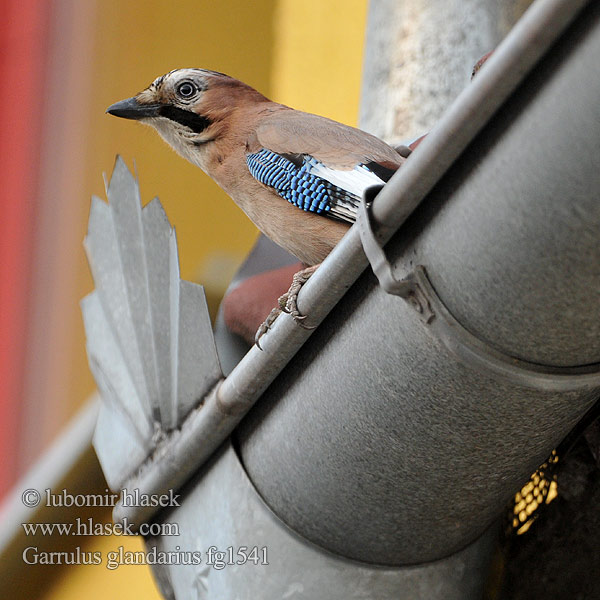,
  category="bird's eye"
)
[176,82,196,98]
